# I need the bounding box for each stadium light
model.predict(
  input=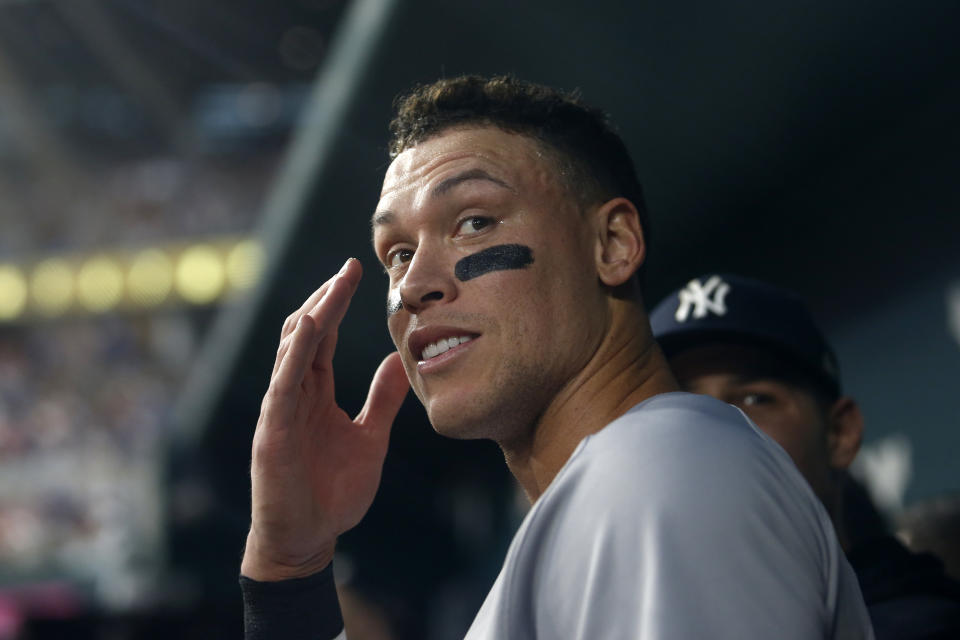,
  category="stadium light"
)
[77,256,124,312]
[0,265,28,320]
[32,258,74,316]
[128,249,174,308]
[175,244,225,305]
[0,236,262,323]
[225,239,264,292]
